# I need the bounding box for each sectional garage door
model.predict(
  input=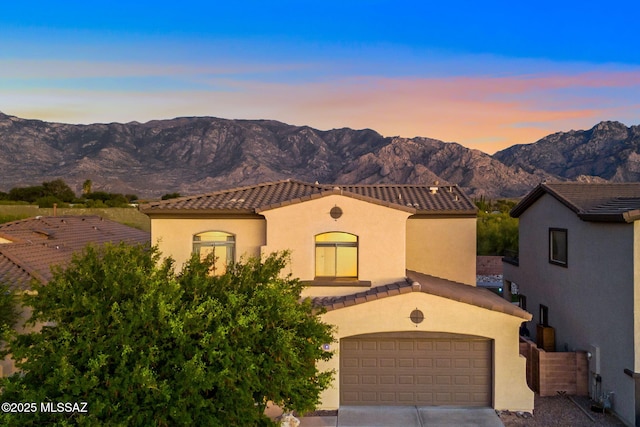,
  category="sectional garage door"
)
[340,333,492,406]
